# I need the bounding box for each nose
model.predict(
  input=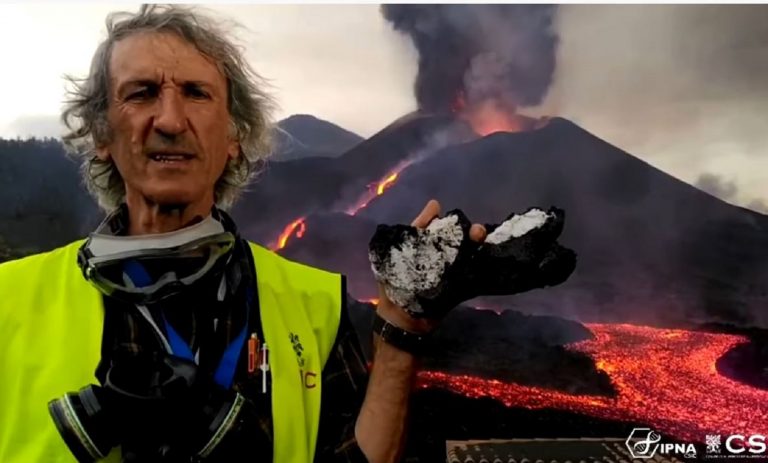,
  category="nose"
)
[152,87,187,137]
